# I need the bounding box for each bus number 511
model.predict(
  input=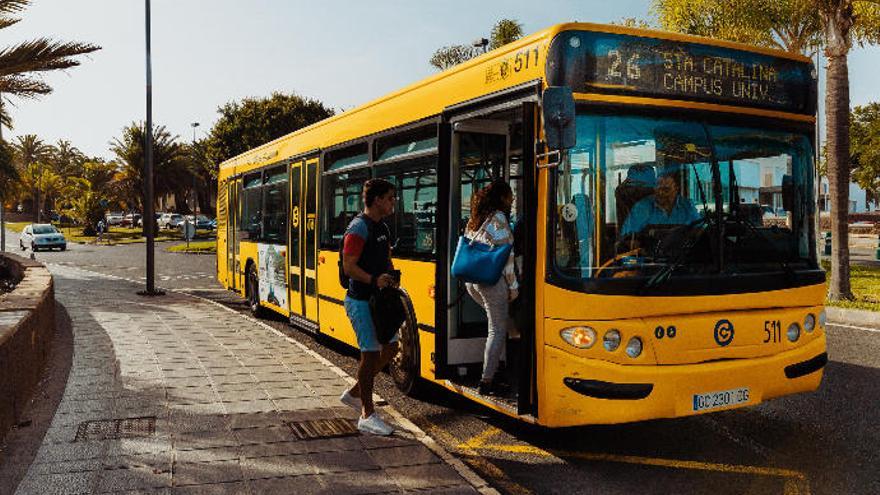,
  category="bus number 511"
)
[764,320,782,343]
